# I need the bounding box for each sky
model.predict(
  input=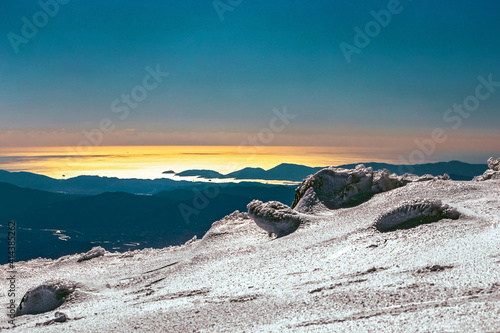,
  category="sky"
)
[1,0,499,171]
